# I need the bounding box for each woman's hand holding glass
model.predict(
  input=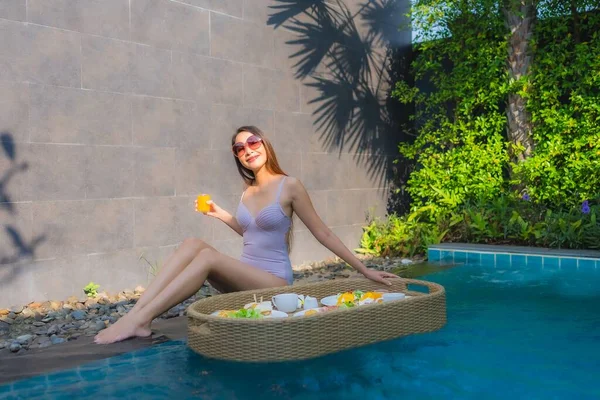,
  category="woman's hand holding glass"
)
[195,194,226,220]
